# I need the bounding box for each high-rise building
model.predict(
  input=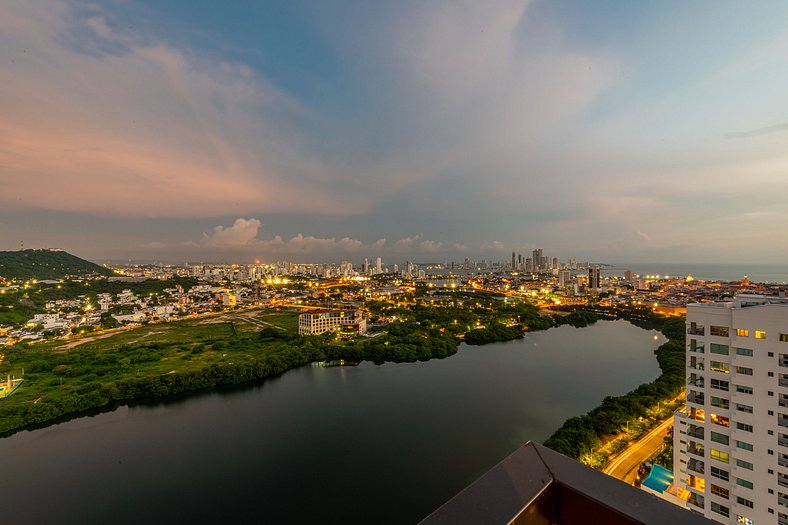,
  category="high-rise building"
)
[559,270,571,288]
[588,267,600,289]
[512,252,516,270]
[674,294,788,524]
[533,249,543,271]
